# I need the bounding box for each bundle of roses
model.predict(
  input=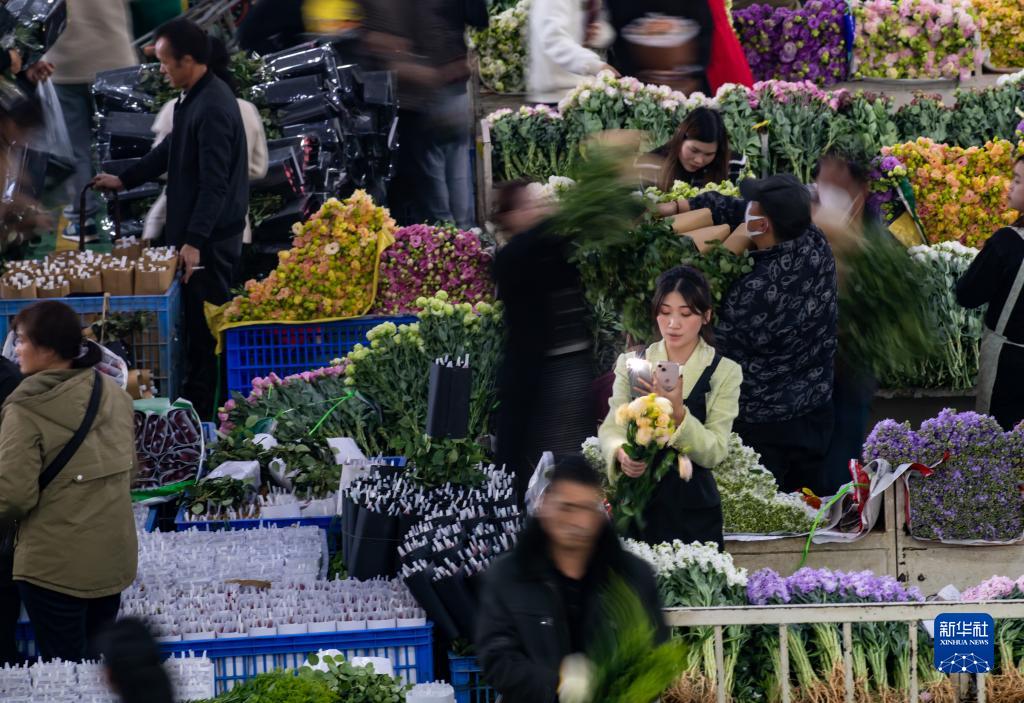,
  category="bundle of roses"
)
[874,138,1021,247]
[975,0,1024,69]
[372,224,493,315]
[224,192,395,322]
[851,0,982,81]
